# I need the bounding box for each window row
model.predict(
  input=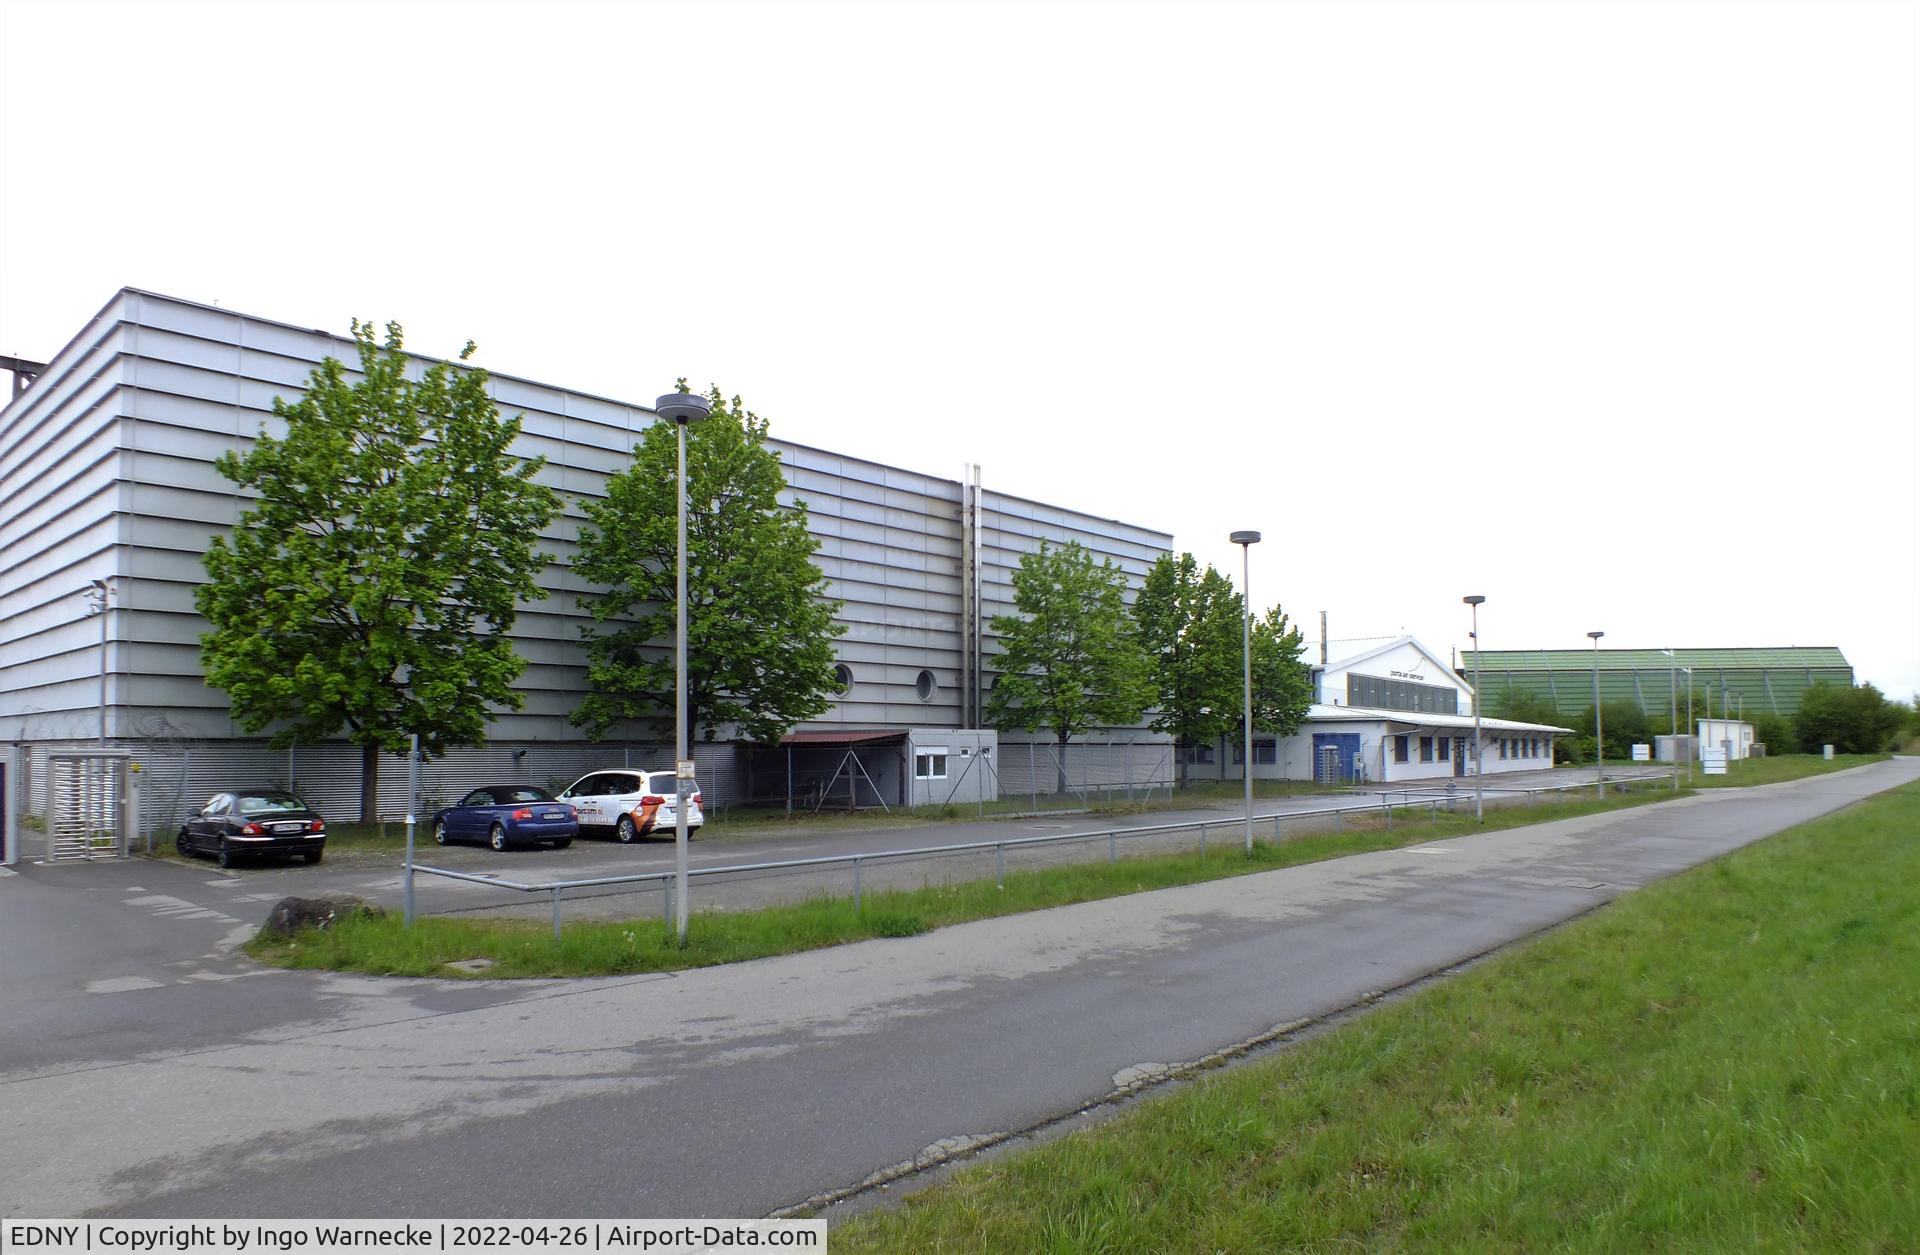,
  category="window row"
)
[831,664,940,702]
